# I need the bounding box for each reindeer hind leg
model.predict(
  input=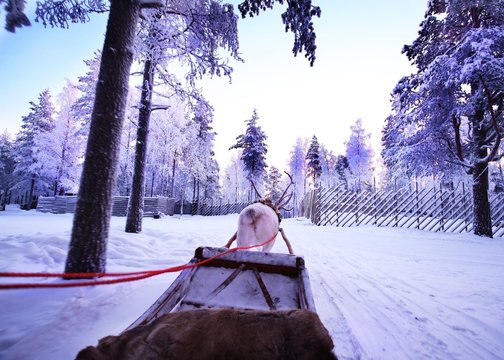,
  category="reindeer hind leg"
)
[279,228,294,255]
[224,231,237,248]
